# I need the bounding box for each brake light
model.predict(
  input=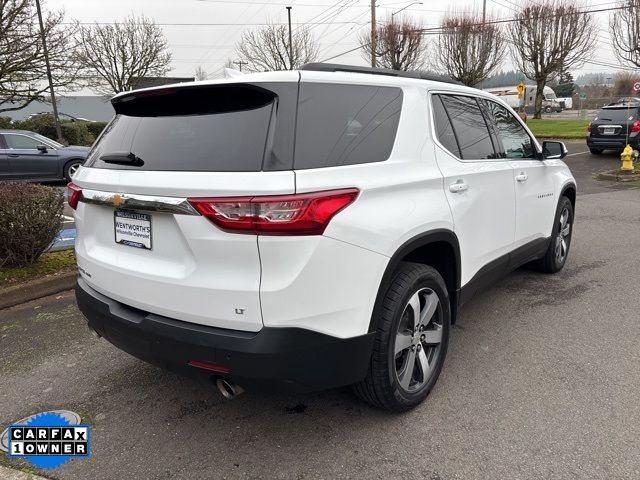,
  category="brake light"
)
[587,122,592,133]
[631,120,640,133]
[67,182,82,210]
[188,188,359,235]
